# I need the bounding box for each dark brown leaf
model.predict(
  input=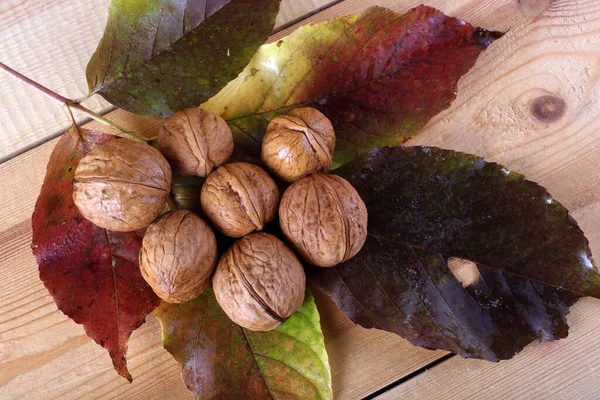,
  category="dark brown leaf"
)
[309,146,598,360]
